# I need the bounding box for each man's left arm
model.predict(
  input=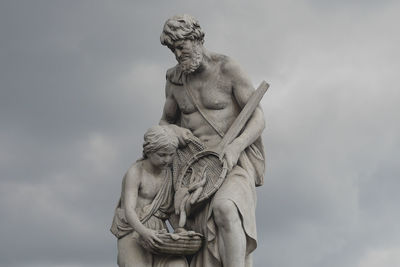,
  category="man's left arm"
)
[221,58,266,170]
